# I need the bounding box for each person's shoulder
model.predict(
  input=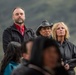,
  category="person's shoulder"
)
[26,28,34,32]
[15,63,27,71]
[3,25,14,33]
[66,40,75,46]
[66,40,76,49]
[11,64,27,75]
[26,28,36,37]
[25,68,42,75]
[4,62,17,75]
[6,61,18,70]
[4,63,13,74]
